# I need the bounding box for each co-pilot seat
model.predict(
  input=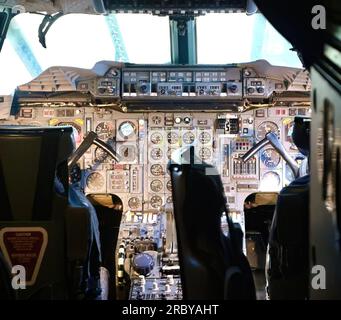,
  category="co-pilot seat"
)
[0,126,101,299]
[266,116,310,300]
[168,148,256,300]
